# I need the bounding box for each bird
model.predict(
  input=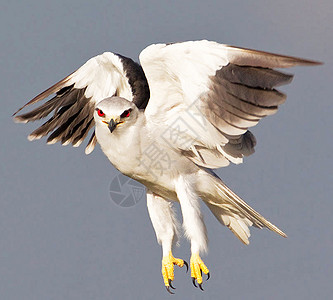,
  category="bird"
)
[13,40,321,293]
